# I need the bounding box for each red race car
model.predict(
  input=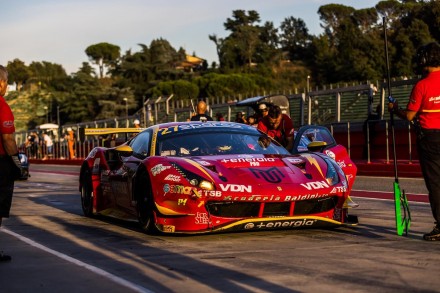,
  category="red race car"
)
[79,122,358,234]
